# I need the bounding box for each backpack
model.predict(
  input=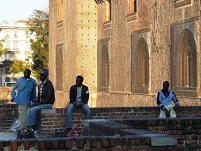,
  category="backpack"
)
[52,130,66,138]
[16,128,34,139]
